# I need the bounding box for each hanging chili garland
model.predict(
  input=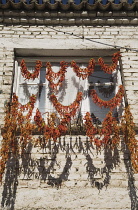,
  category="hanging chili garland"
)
[20,59,42,80]
[84,111,120,149]
[101,111,120,148]
[121,106,138,173]
[98,52,121,74]
[50,92,83,118]
[84,112,98,144]
[34,109,70,143]
[71,58,95,80]
[20,52,120,81]
[46,61,68,91]
[19,94,36,118]
[0,93,37,182]
[90,85,124,110]
[0,97,19,182]
[11,94,36,152]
